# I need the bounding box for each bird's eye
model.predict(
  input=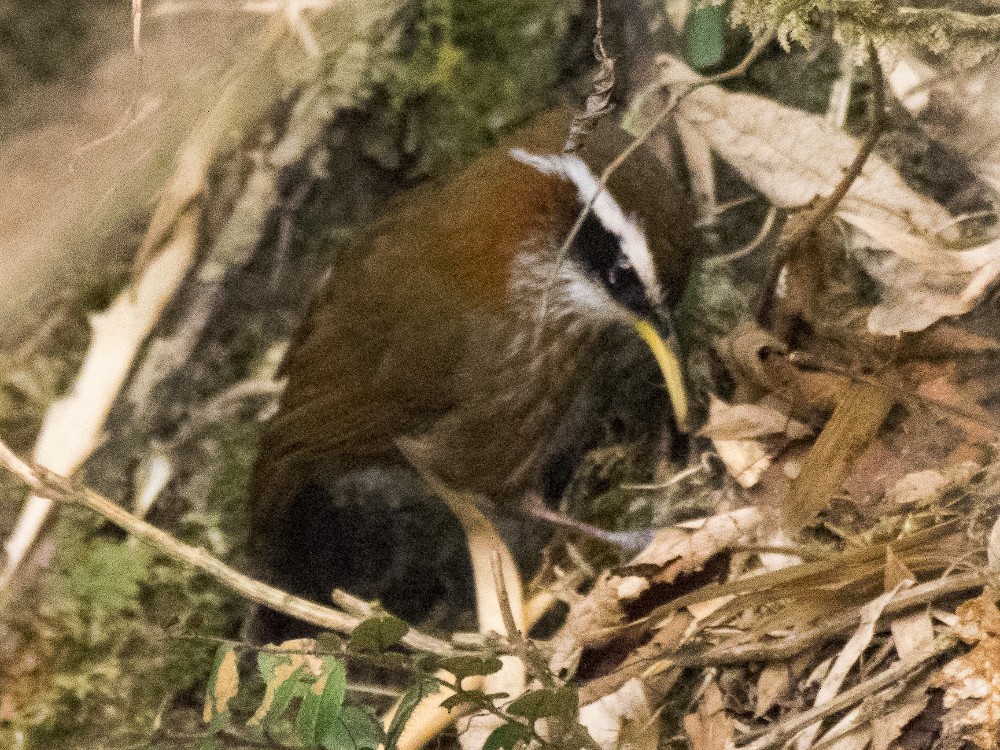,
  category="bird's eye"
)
[606,254,633,288]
